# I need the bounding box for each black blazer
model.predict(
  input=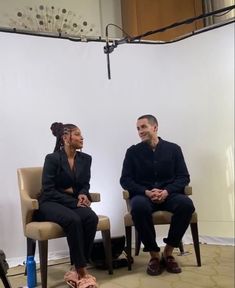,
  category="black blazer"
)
[39,149,92,208]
